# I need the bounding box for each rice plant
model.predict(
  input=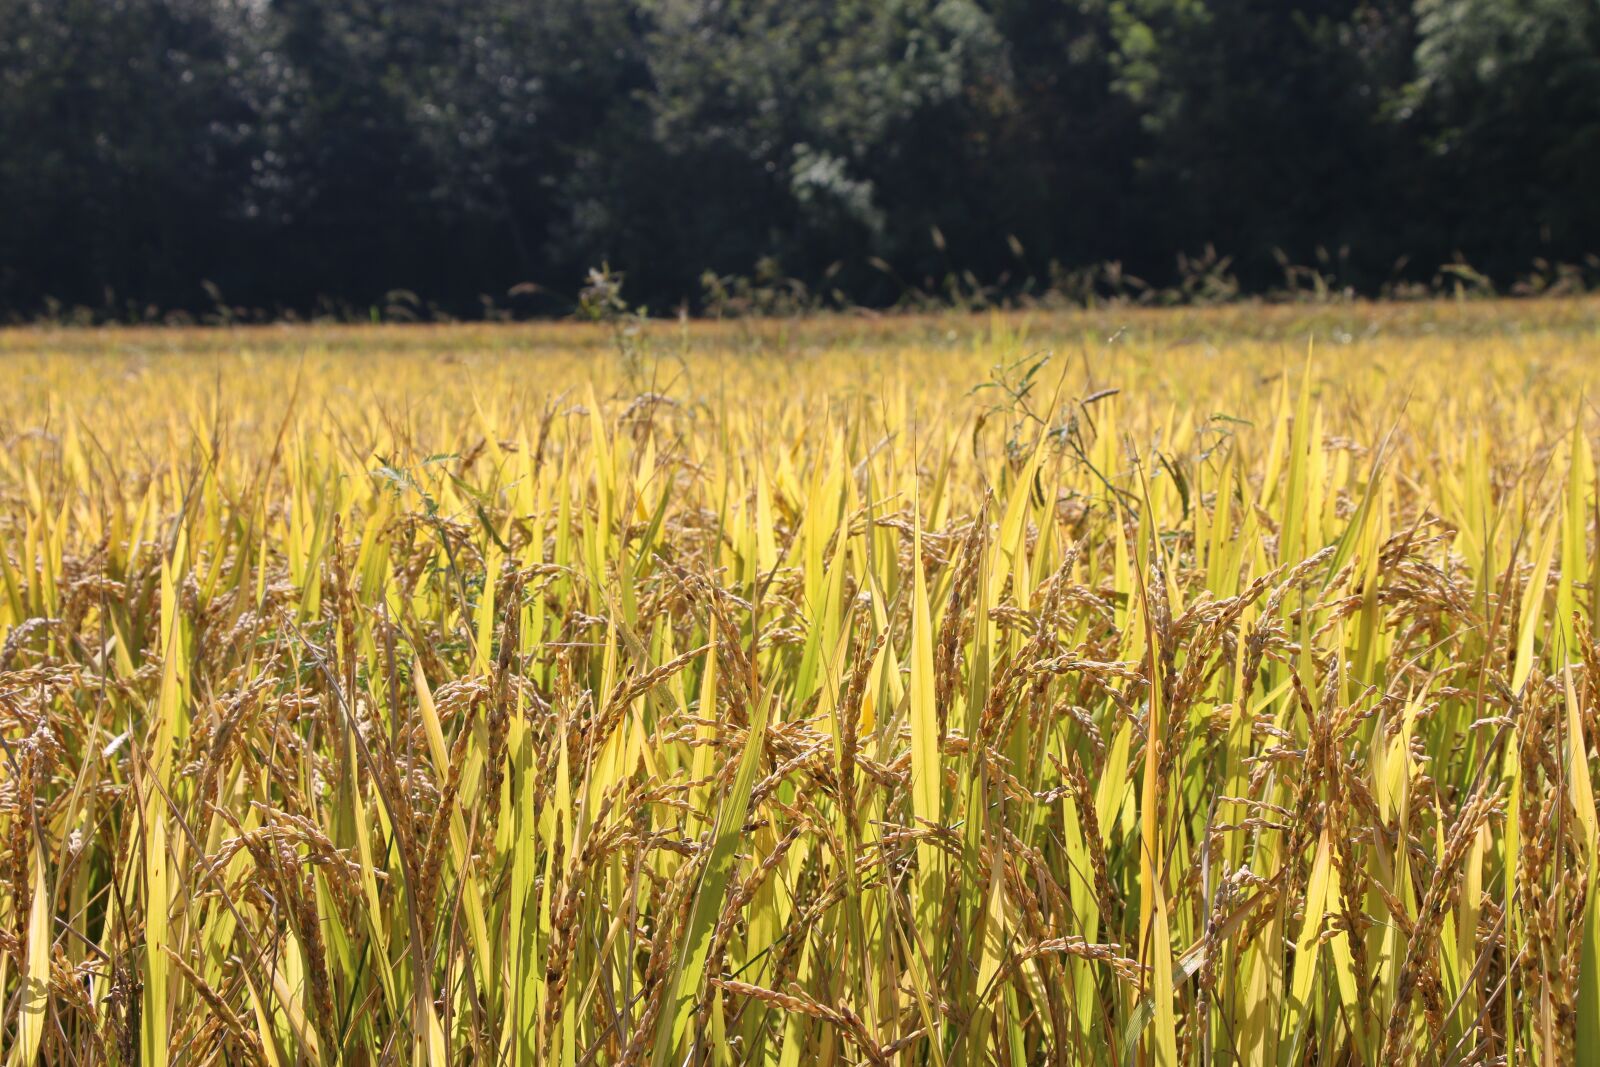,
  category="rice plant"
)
[3,302,1600,1065]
